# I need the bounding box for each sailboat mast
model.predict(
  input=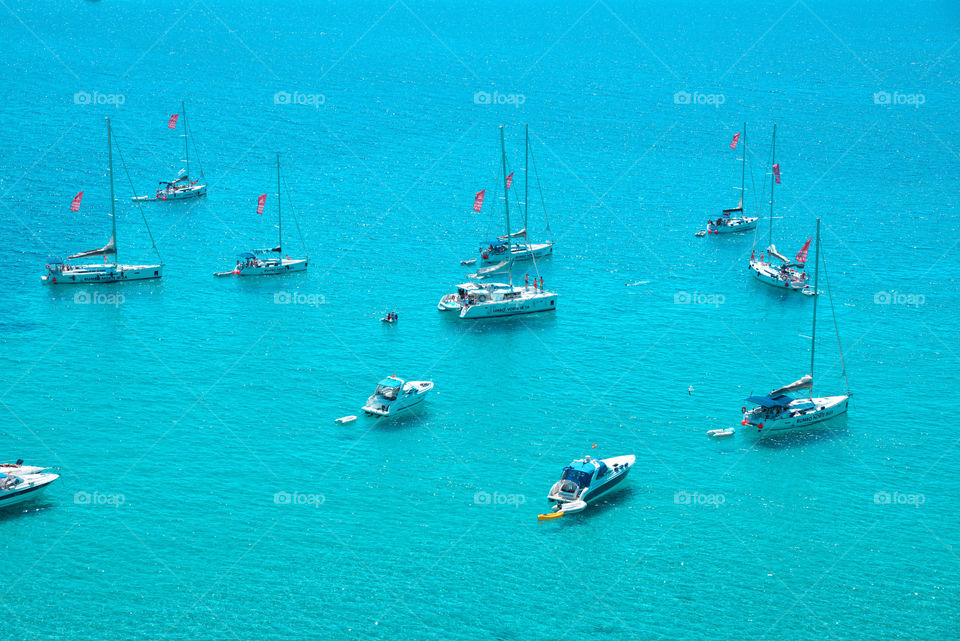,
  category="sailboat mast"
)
[500,126,513,290]
[810,218,821,396]
[276,152,282,256]
[108,117,117,267]
[740,122,746,203]
[768,124,776,247]
[524,124,529,233]
[182,101,189,178]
